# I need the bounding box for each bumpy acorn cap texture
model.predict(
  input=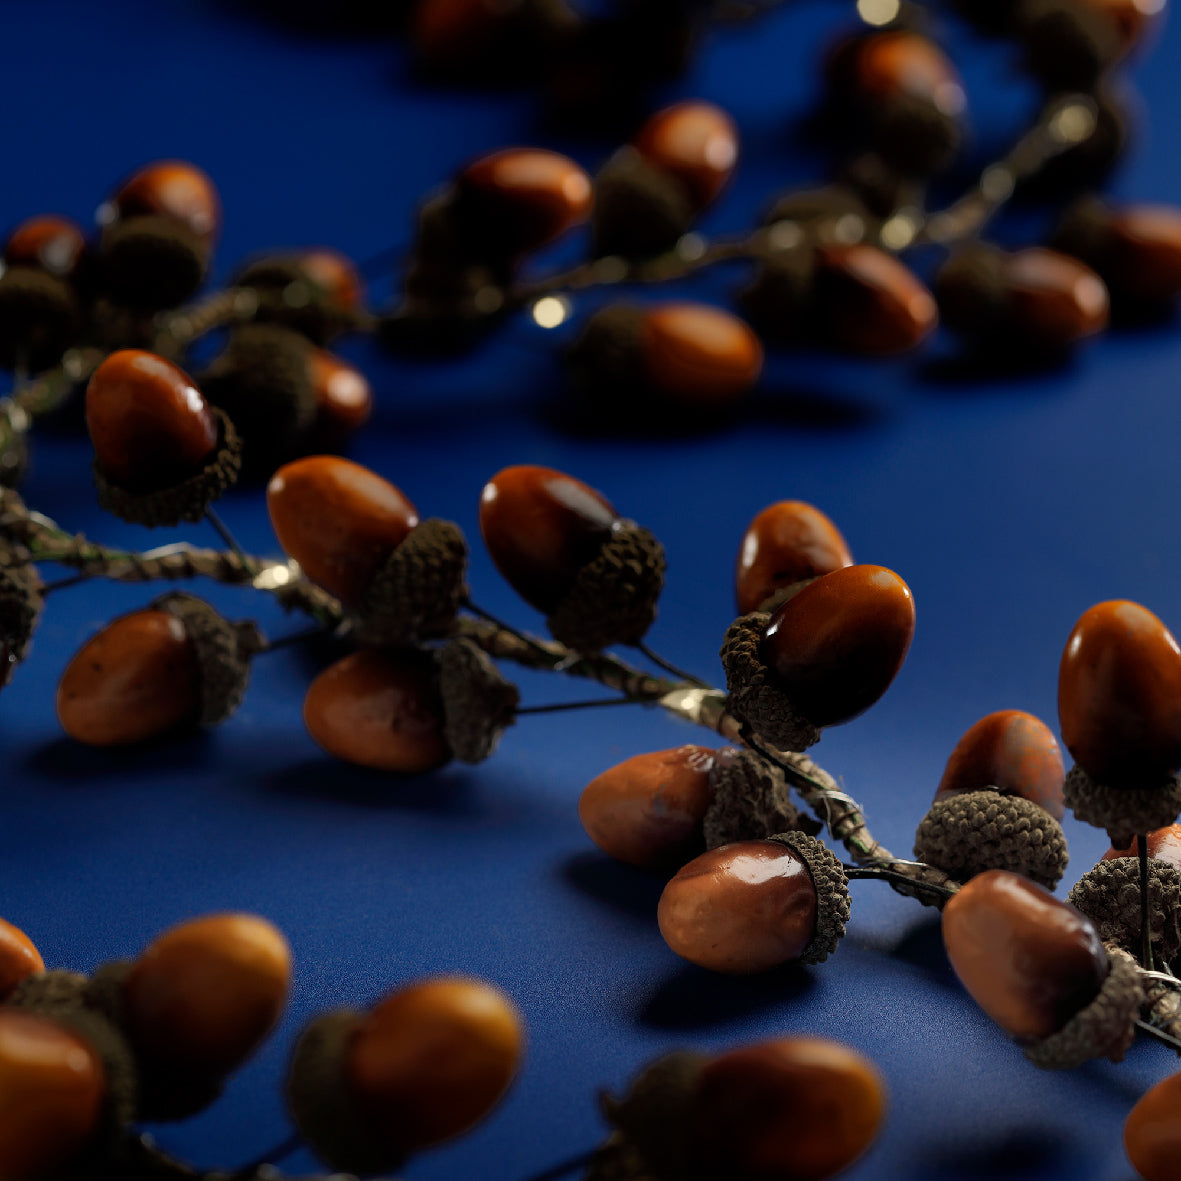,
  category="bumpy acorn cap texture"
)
[592,149,695,259]
[718,612,821,753]
[566,304,644,402]
[99,215,208,310]
[934,242,1008,337]
[1019,0,1123,90]
[765,830,850,964]
[1068,857,1181,963]
[0,551,44,687]
[356,517,468,646]
[93,408,242,527]
[738,245,816,345]
[152,592,265,727]
[1063,763,1181,847]
[546,521,666,651]
[913,790,1069,890]
[873,93,961,176]
[436,636,520,764]
[1022,947,1143,1069]
[702,747,820,849]
[0,267,81,371]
